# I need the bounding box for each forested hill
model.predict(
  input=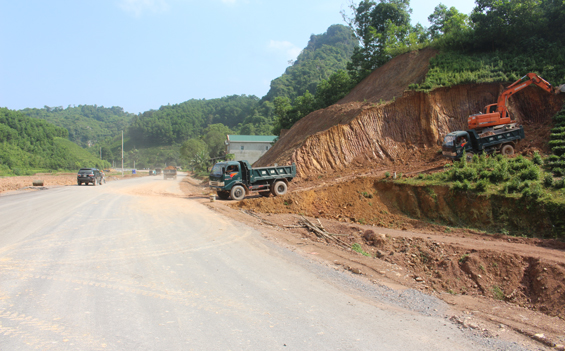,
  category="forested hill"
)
[20,105,135,148]
[262,24,358,103]
[0,108,109,175]
[127,94,266,147]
